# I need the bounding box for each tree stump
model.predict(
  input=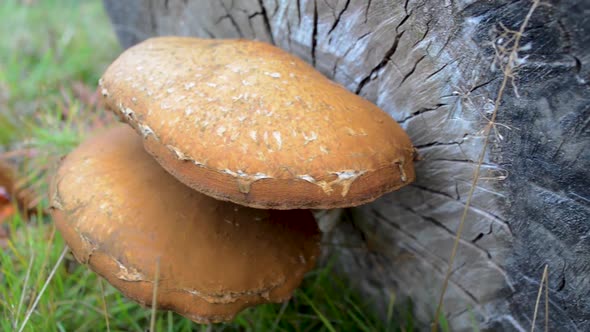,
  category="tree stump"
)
[103,0,589,330]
